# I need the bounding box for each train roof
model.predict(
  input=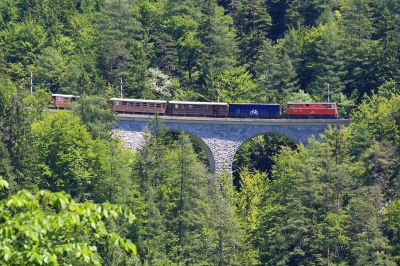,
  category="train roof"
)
[229,103,280,105]
[110,98,167,103]
[169,101,227,106]
[52,94,77,98]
